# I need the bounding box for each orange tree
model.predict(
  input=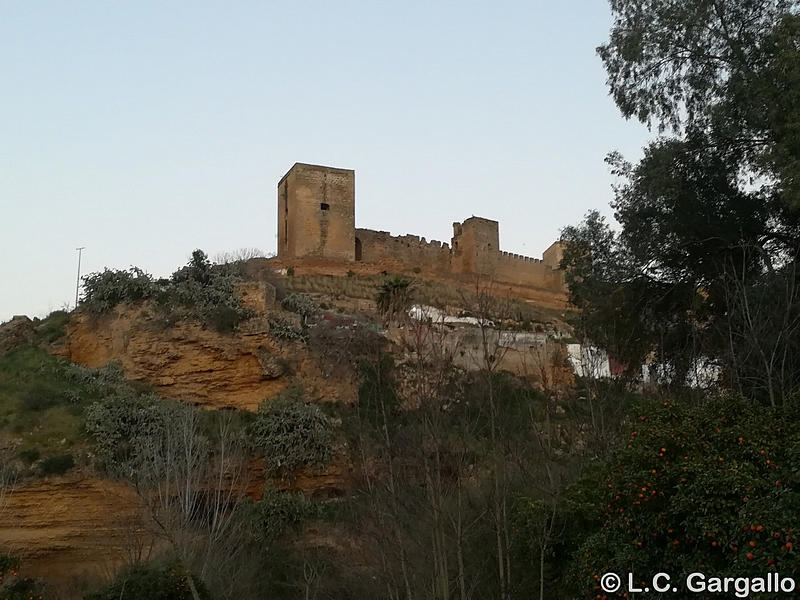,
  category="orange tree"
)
[0,555,43,600]
[554,394,800,599]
